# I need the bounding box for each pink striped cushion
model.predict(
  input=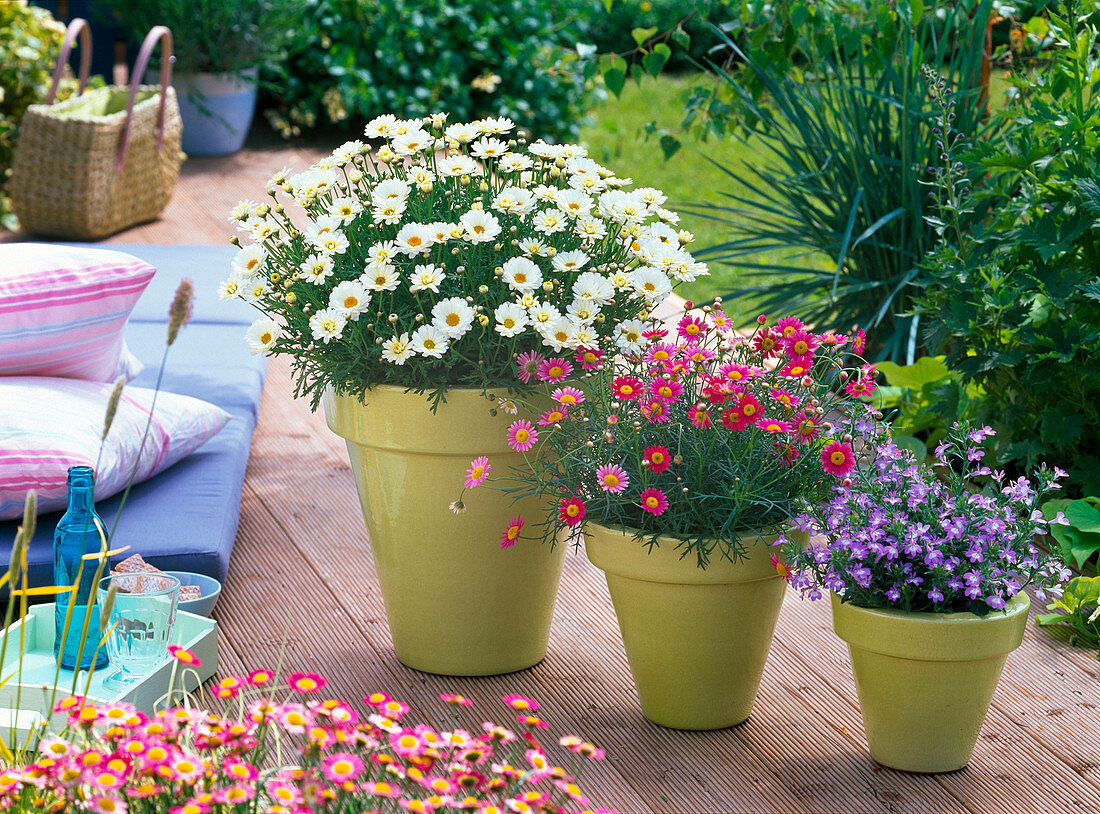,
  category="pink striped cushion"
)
[0,244,155,382]
[0,377,229,520]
